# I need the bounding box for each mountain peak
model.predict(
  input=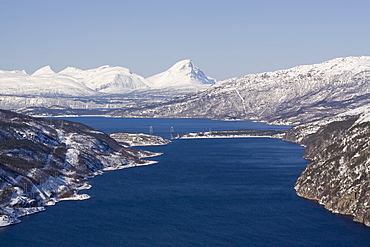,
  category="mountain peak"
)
[146,59,216,88]
[169,59,199,73]
[32,66,55,76]
[59,66,83,75]
[171,59,193,68]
